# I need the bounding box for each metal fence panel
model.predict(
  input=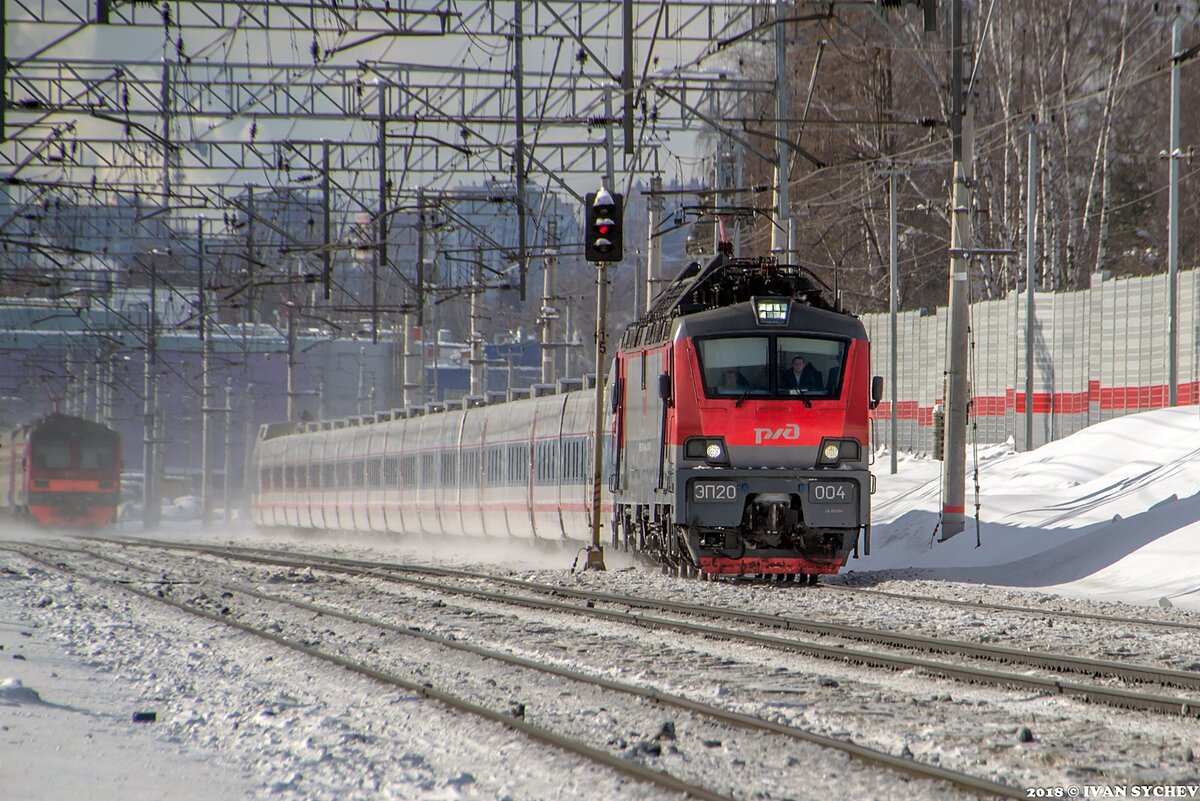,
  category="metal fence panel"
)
[866,268,1200,453]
